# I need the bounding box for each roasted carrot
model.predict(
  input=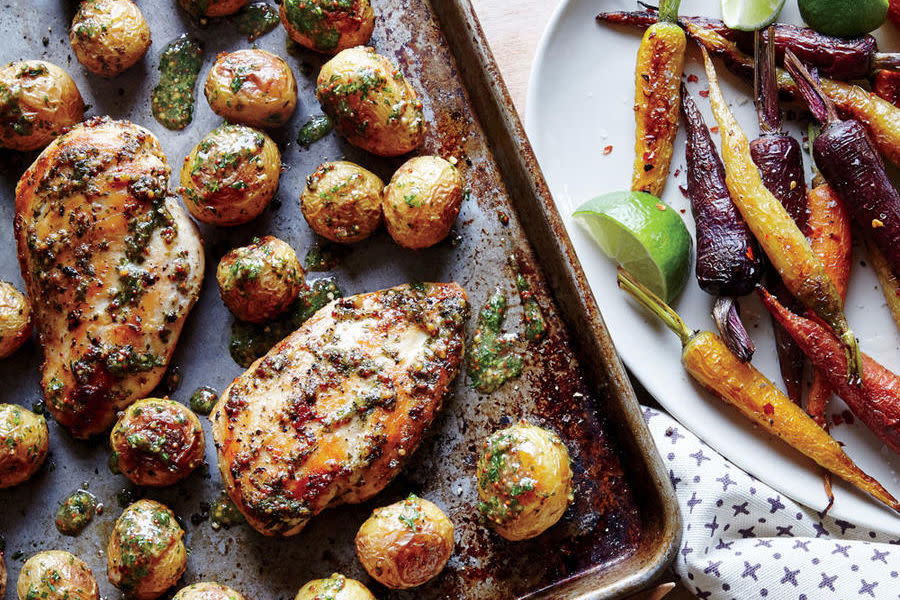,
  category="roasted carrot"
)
[759,287,900,458]
[806,183,852,428]
[618,268,899,511]
[630,0,684,198]
[873,70,900,108]
[864,237,900,335]
[701,49,863,384]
